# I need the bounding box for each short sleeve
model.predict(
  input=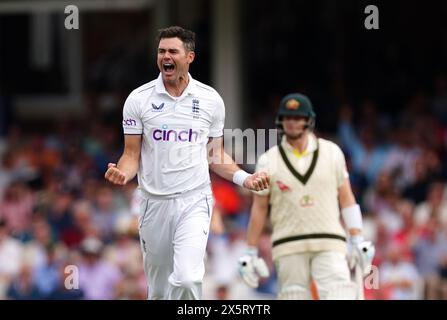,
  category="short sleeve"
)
[122,95,143,135]
[333,143,349,187]
[252,152,271,196]
[209,95,225,137]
